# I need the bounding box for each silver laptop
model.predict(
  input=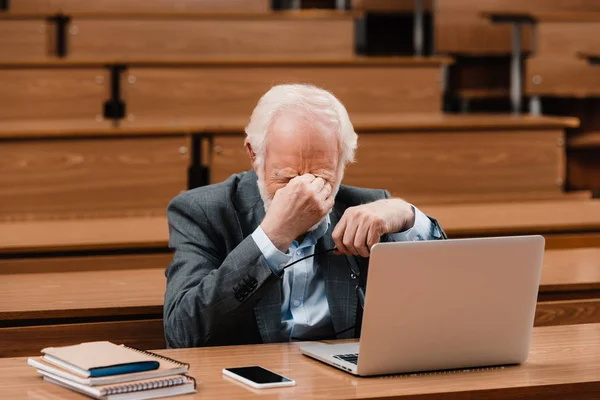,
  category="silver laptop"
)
[300,235,545,376]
